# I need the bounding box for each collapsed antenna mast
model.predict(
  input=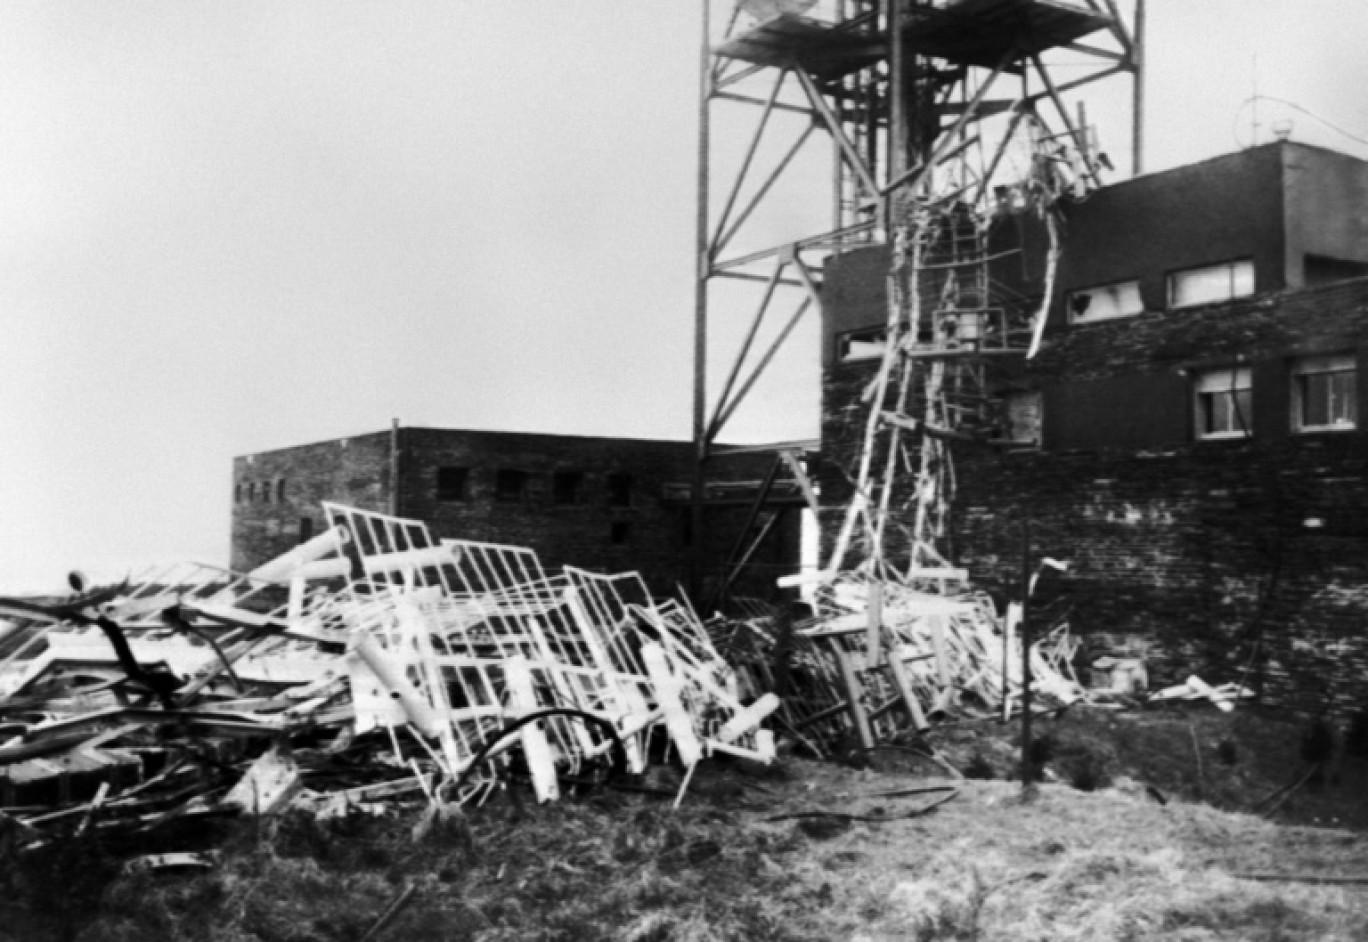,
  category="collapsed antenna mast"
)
[693,0,1143,592]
